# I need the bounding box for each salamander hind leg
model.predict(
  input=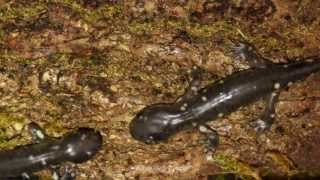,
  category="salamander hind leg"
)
[176,66,203,102]
[231,41,272,68]
[253,92,279,133]
[198,124,219,152]
[52,165,76,180]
